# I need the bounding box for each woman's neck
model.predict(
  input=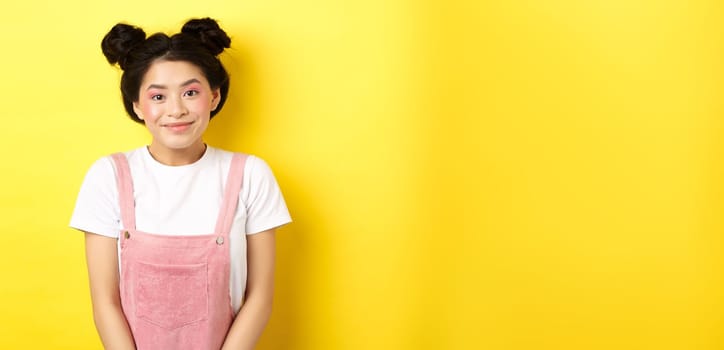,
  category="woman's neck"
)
[147,142,207,166]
